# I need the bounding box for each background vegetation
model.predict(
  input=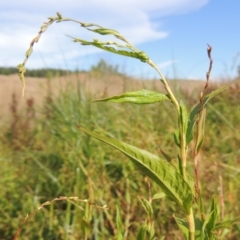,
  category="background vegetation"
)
[0,64,239,239]
[0,67,72,78]
[0,59,122,78]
